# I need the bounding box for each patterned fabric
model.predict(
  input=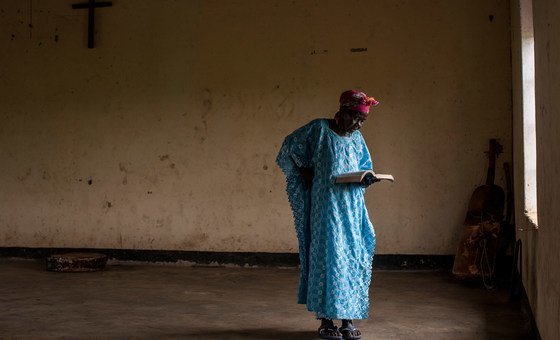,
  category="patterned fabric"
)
[339,90,379,115]
[276,119,376,320]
